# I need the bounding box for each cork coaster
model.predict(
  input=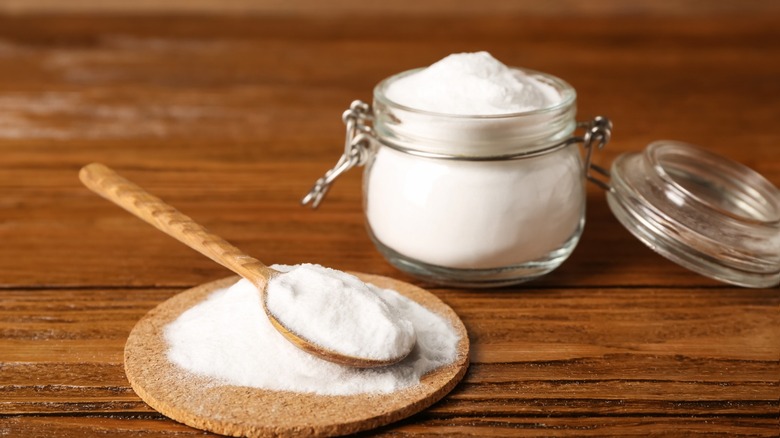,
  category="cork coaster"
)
[124,273,469,437]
